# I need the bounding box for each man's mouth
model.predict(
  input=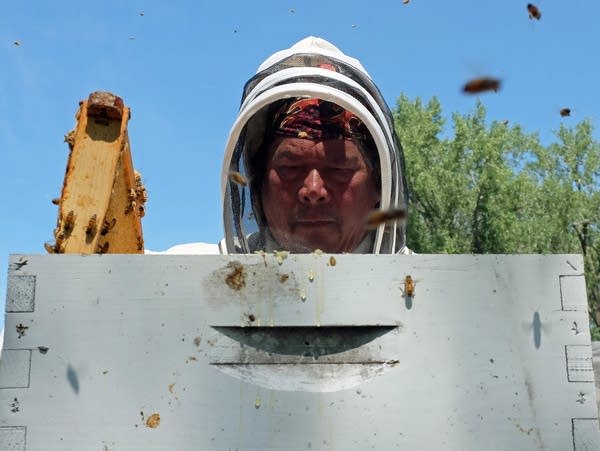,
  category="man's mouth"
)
[295,219,336,226]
